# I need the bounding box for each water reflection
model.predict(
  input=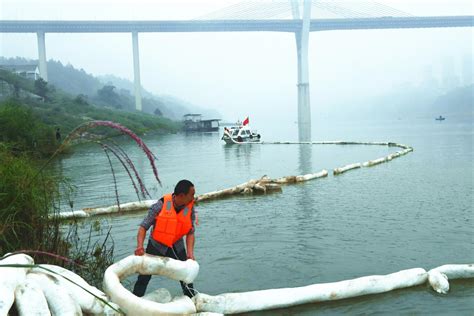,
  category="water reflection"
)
[294,145,320,257]
[295,144,317,213]
[183,131,220,145]
[298,144,313,175]
[223,143,260,167]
